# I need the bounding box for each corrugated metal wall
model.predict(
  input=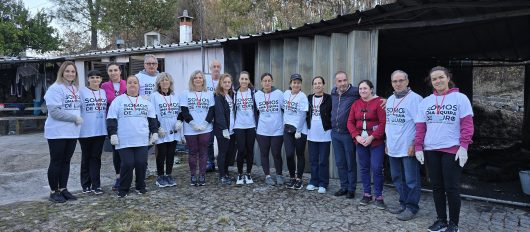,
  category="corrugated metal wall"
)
[252,30,379,178]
